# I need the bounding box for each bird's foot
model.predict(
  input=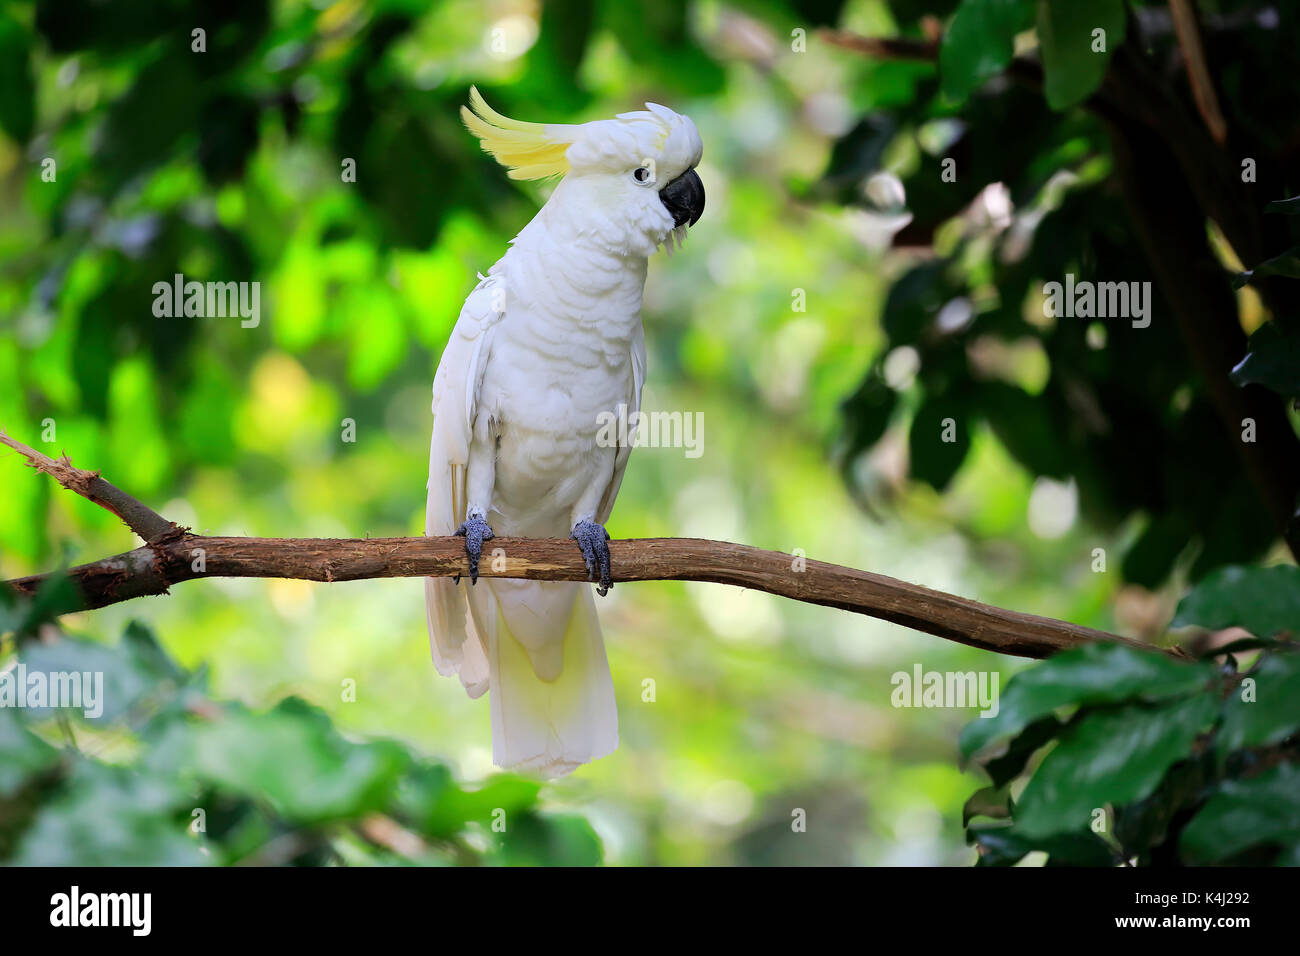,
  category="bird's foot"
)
[454,515,495,584]
[570,520,612,596]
